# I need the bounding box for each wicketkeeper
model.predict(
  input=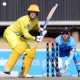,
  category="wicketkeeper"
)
[50,27,77,76]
